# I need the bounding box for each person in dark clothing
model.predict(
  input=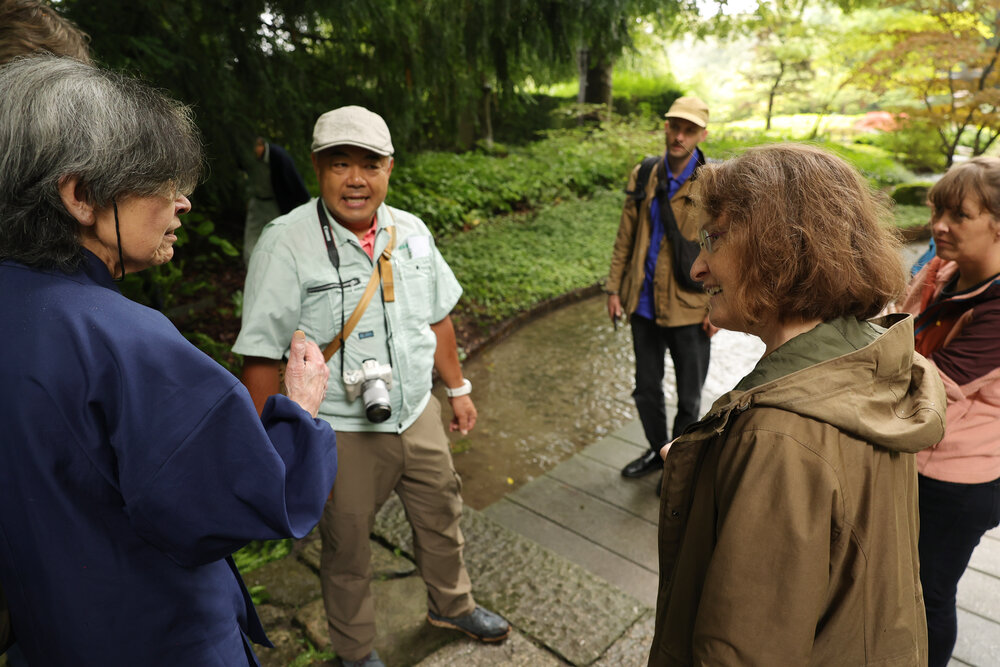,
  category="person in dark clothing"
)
[0,55,337,666]
[606,96,717,485]
[243,136,310,262]
[894,156,1000,667]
